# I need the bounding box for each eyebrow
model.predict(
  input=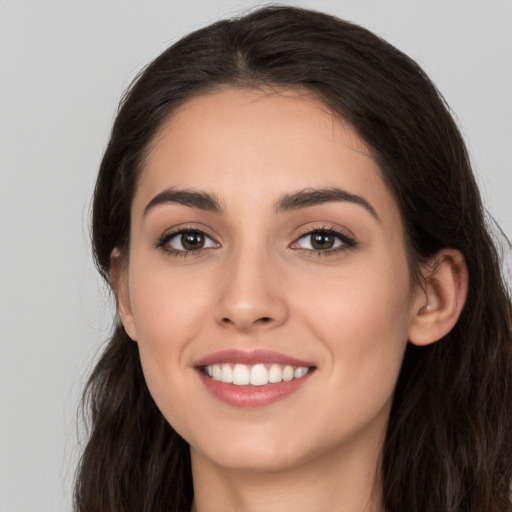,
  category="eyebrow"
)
[143,186,378,221]
[274,187,379,220]
[144,188,222,215]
